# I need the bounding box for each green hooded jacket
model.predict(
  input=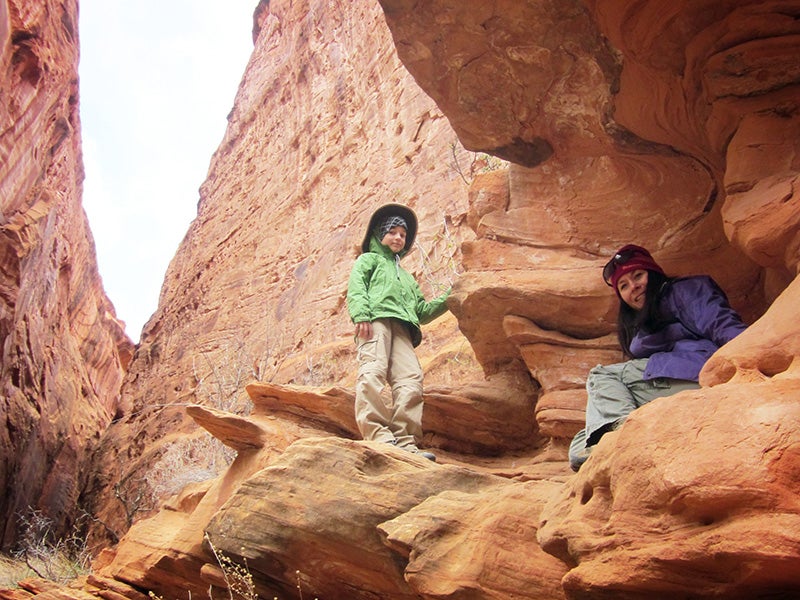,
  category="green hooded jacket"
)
[347,235,450,347]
